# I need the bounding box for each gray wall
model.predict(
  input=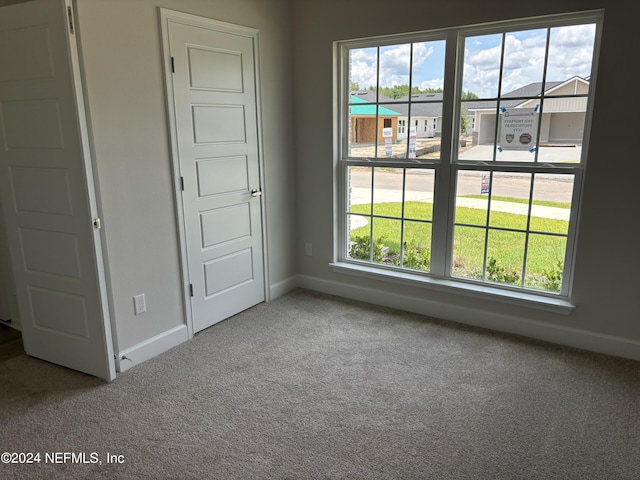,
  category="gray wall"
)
[74,0,295,351]
[292,0,640,357]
